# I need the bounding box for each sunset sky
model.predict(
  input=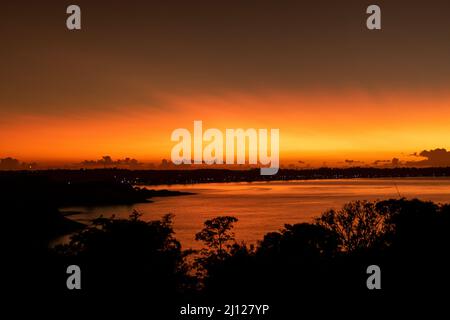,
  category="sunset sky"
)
[1,1,450,167]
